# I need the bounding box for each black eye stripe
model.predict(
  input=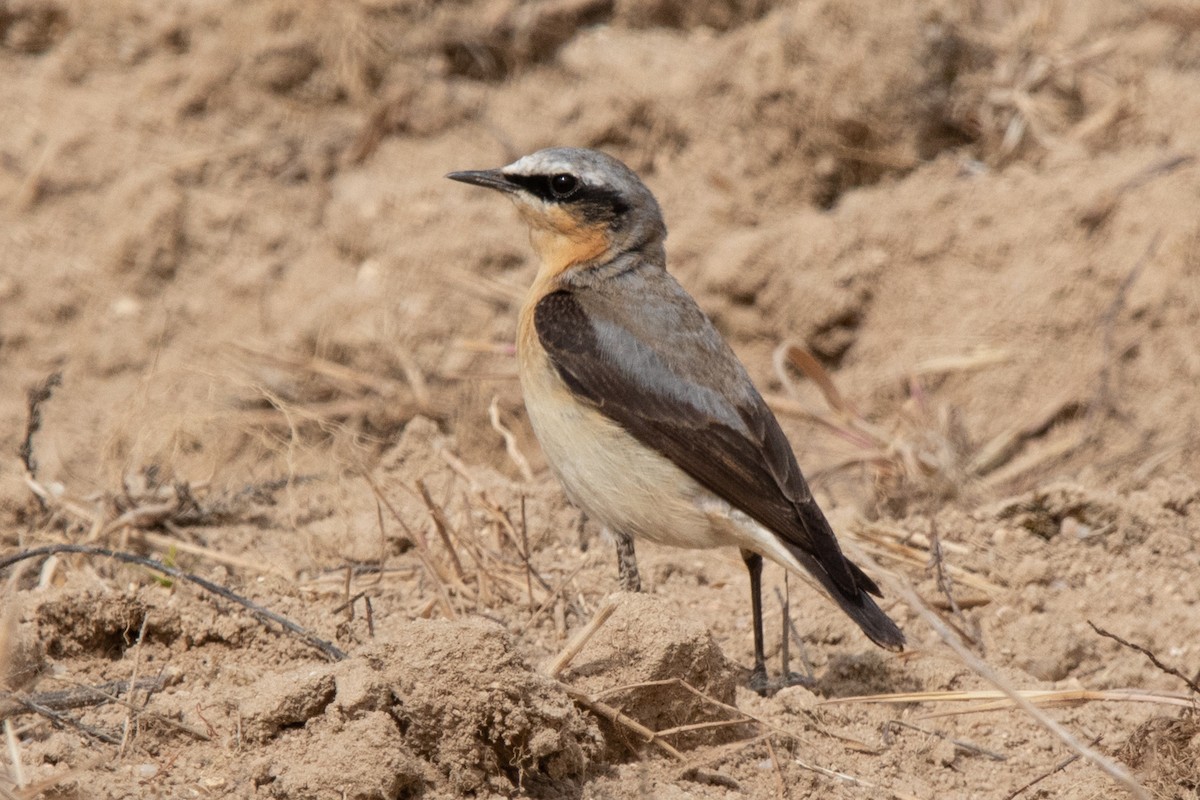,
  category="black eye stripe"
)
[502,173,556,199]
[502,173,629,223]
[502,173,588,202]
